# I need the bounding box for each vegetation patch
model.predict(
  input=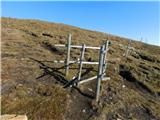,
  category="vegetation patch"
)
[1,17,160,120]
